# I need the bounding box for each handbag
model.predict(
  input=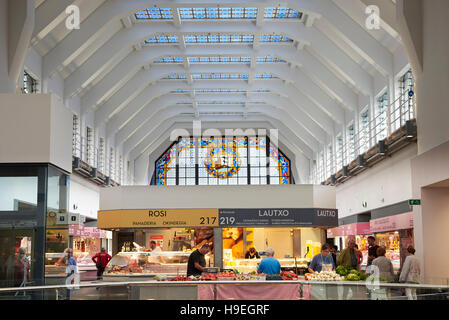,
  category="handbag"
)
[96,253,103,269]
